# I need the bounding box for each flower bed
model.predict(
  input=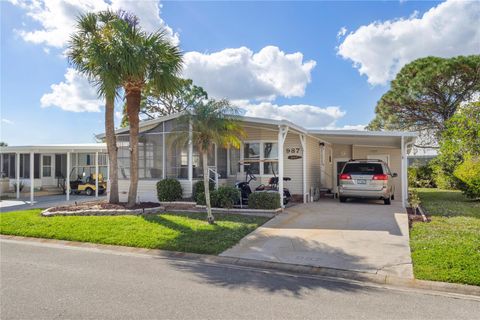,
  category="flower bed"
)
[42,201,164,217]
